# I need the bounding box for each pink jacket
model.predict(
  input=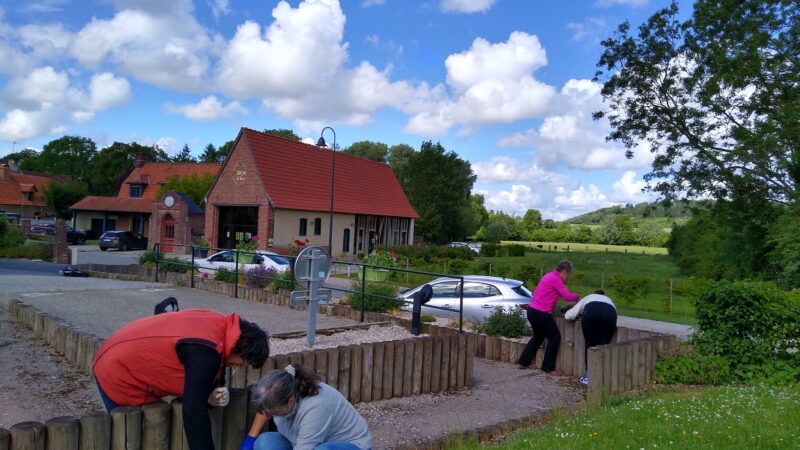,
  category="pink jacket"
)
[529,270,580,314]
